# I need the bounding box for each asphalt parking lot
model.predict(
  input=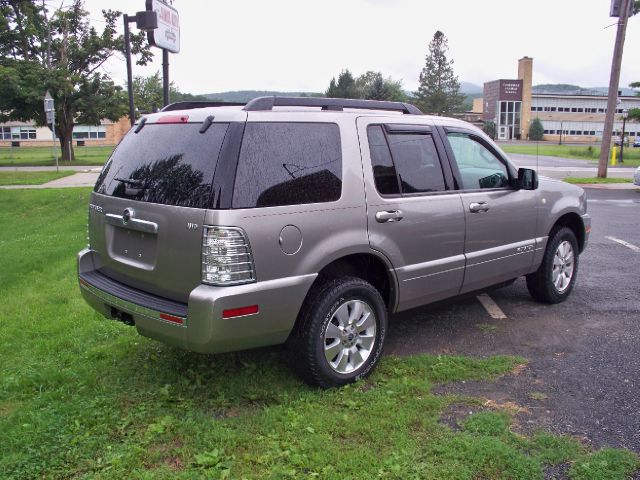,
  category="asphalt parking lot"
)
[386,186,640,453]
